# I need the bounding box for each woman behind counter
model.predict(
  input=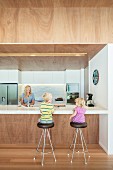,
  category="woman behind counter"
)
[21,85,35,107]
